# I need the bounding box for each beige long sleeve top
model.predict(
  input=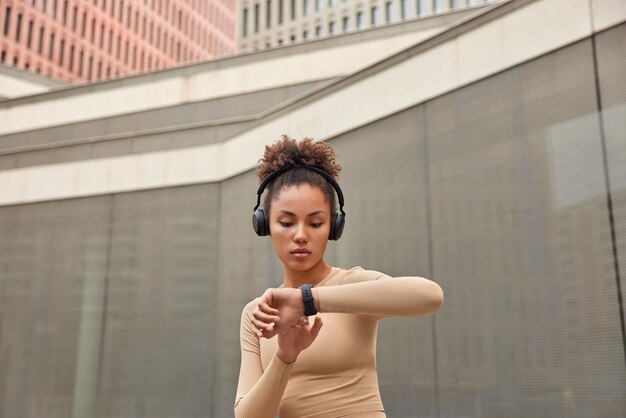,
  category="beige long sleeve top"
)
[234,266,443,418]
